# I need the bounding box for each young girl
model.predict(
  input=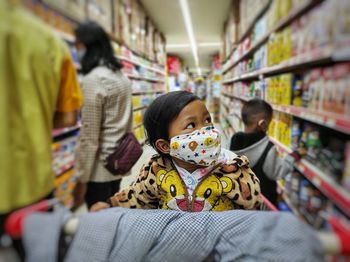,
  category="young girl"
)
[91,91,262,212]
